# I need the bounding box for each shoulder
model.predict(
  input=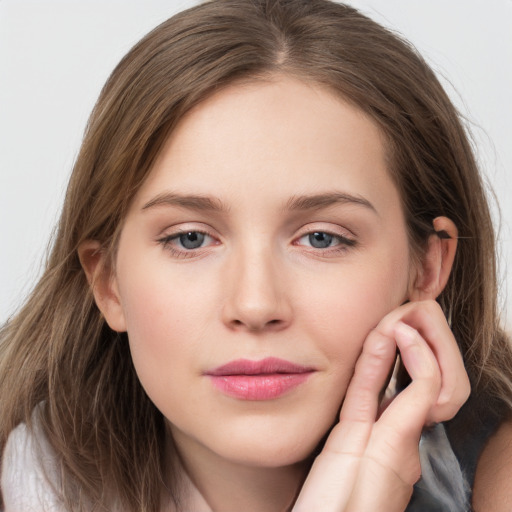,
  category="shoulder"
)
[1,419,64,511]
[472,416,512,511]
